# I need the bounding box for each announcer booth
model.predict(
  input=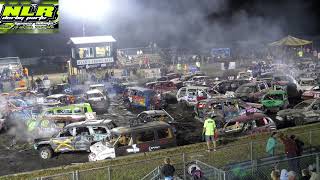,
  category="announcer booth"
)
[68,36,117,72]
